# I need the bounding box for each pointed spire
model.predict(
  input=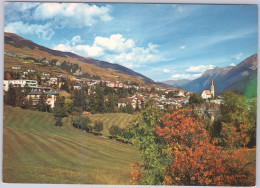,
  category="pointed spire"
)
[211,79,214,86]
